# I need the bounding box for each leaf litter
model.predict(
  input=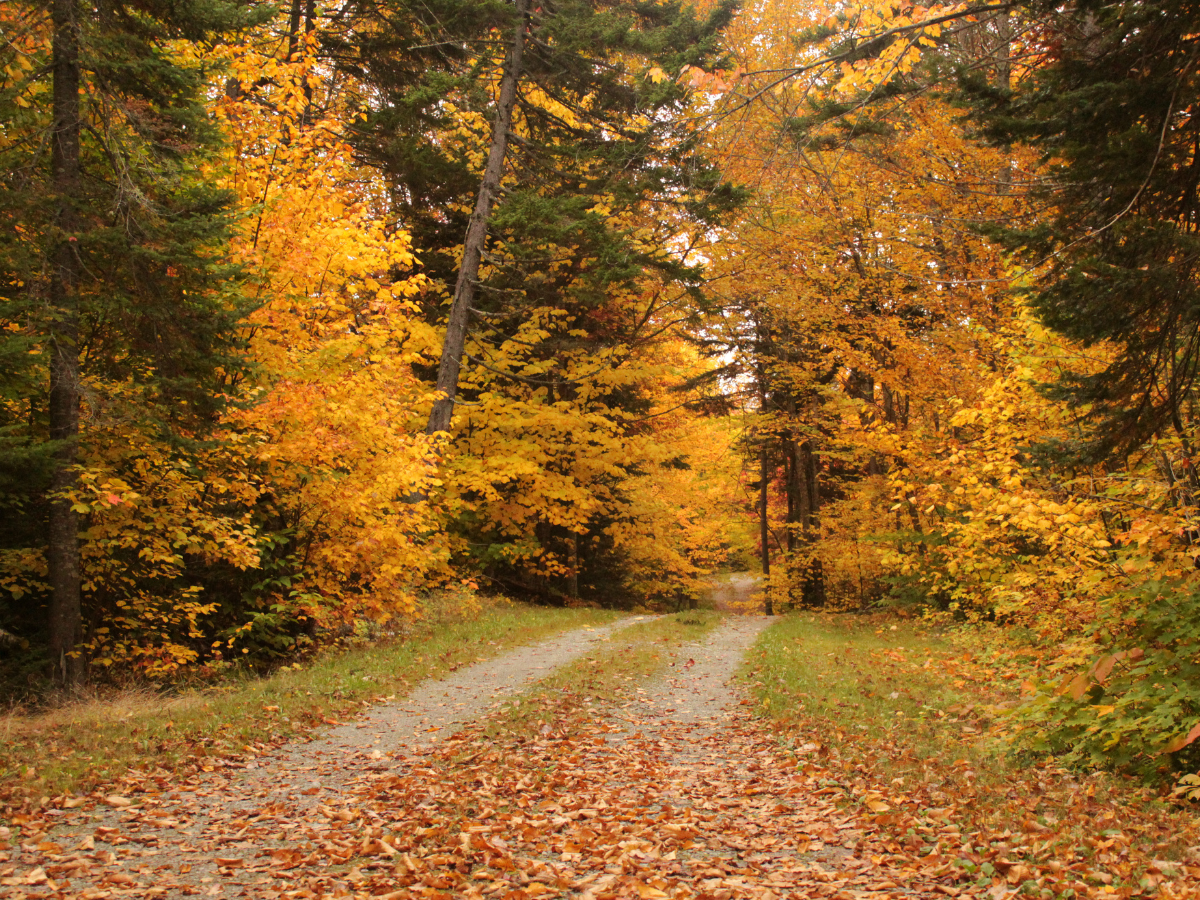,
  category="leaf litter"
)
[2,614,1196,899]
